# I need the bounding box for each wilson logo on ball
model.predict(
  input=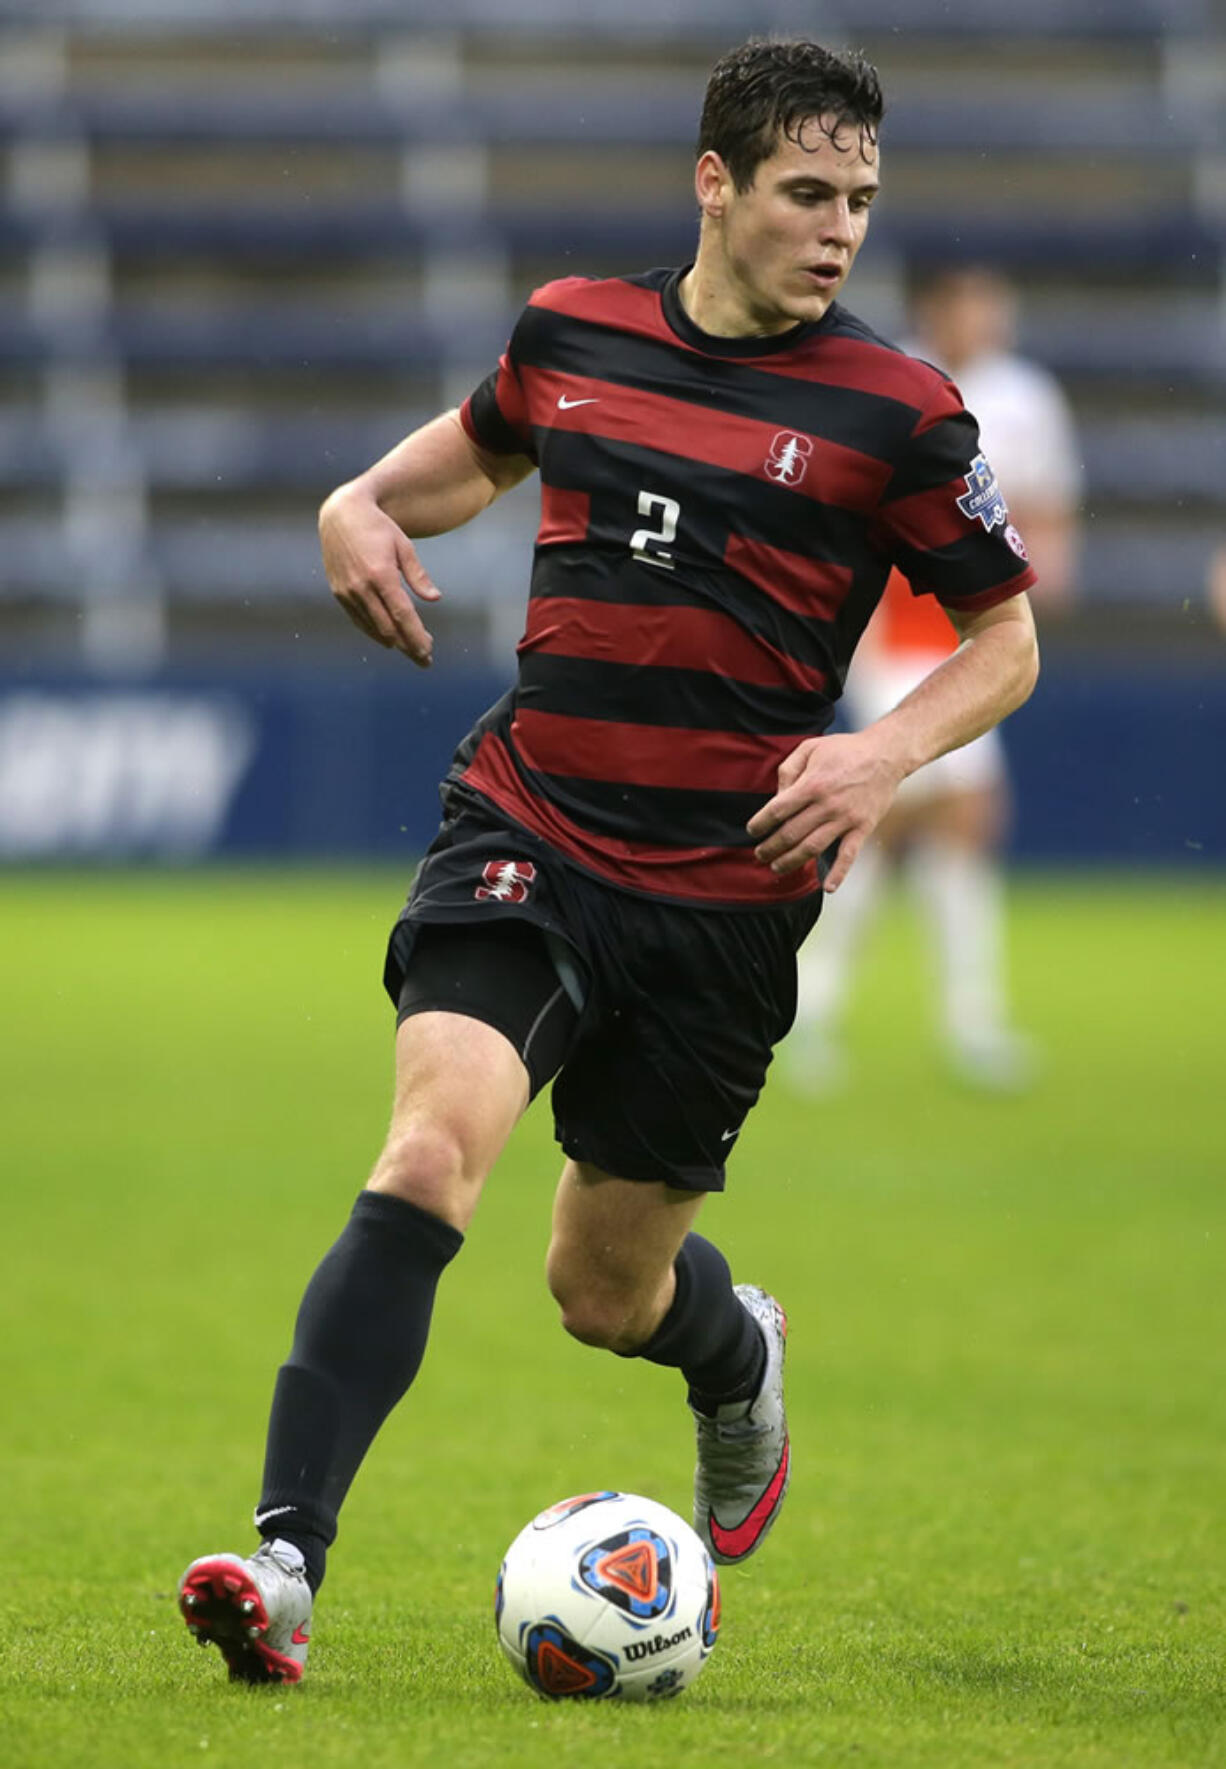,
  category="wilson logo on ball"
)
[622,1626,693,1663]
